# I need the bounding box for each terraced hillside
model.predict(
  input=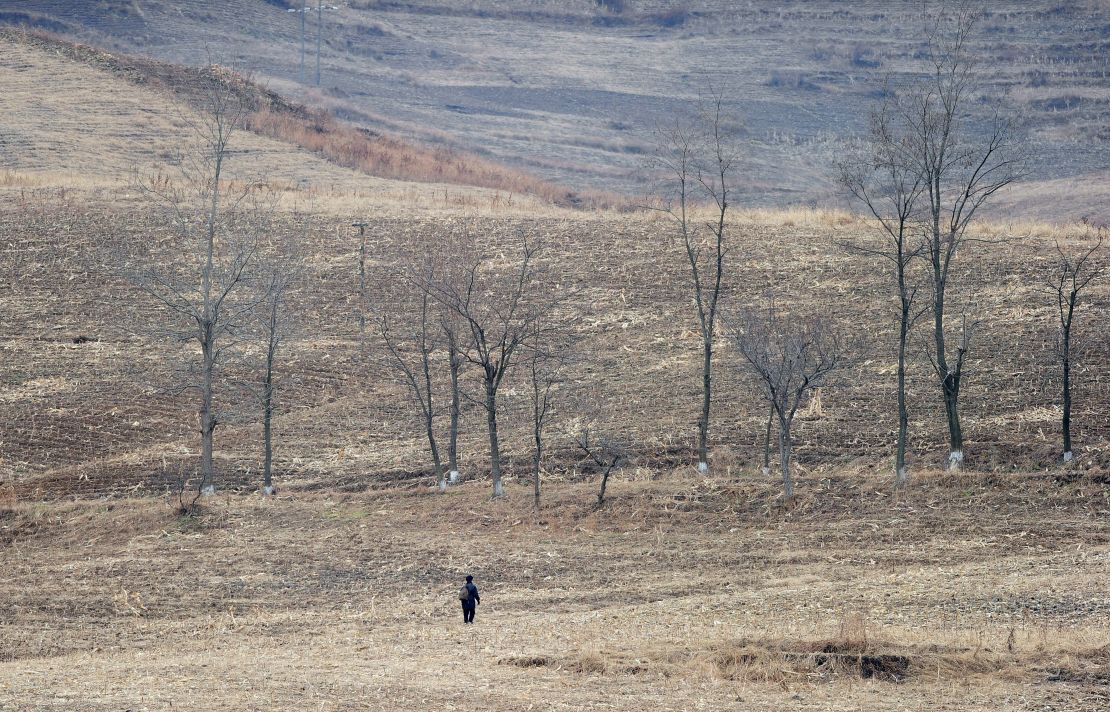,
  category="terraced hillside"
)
[2,0,1108,221]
